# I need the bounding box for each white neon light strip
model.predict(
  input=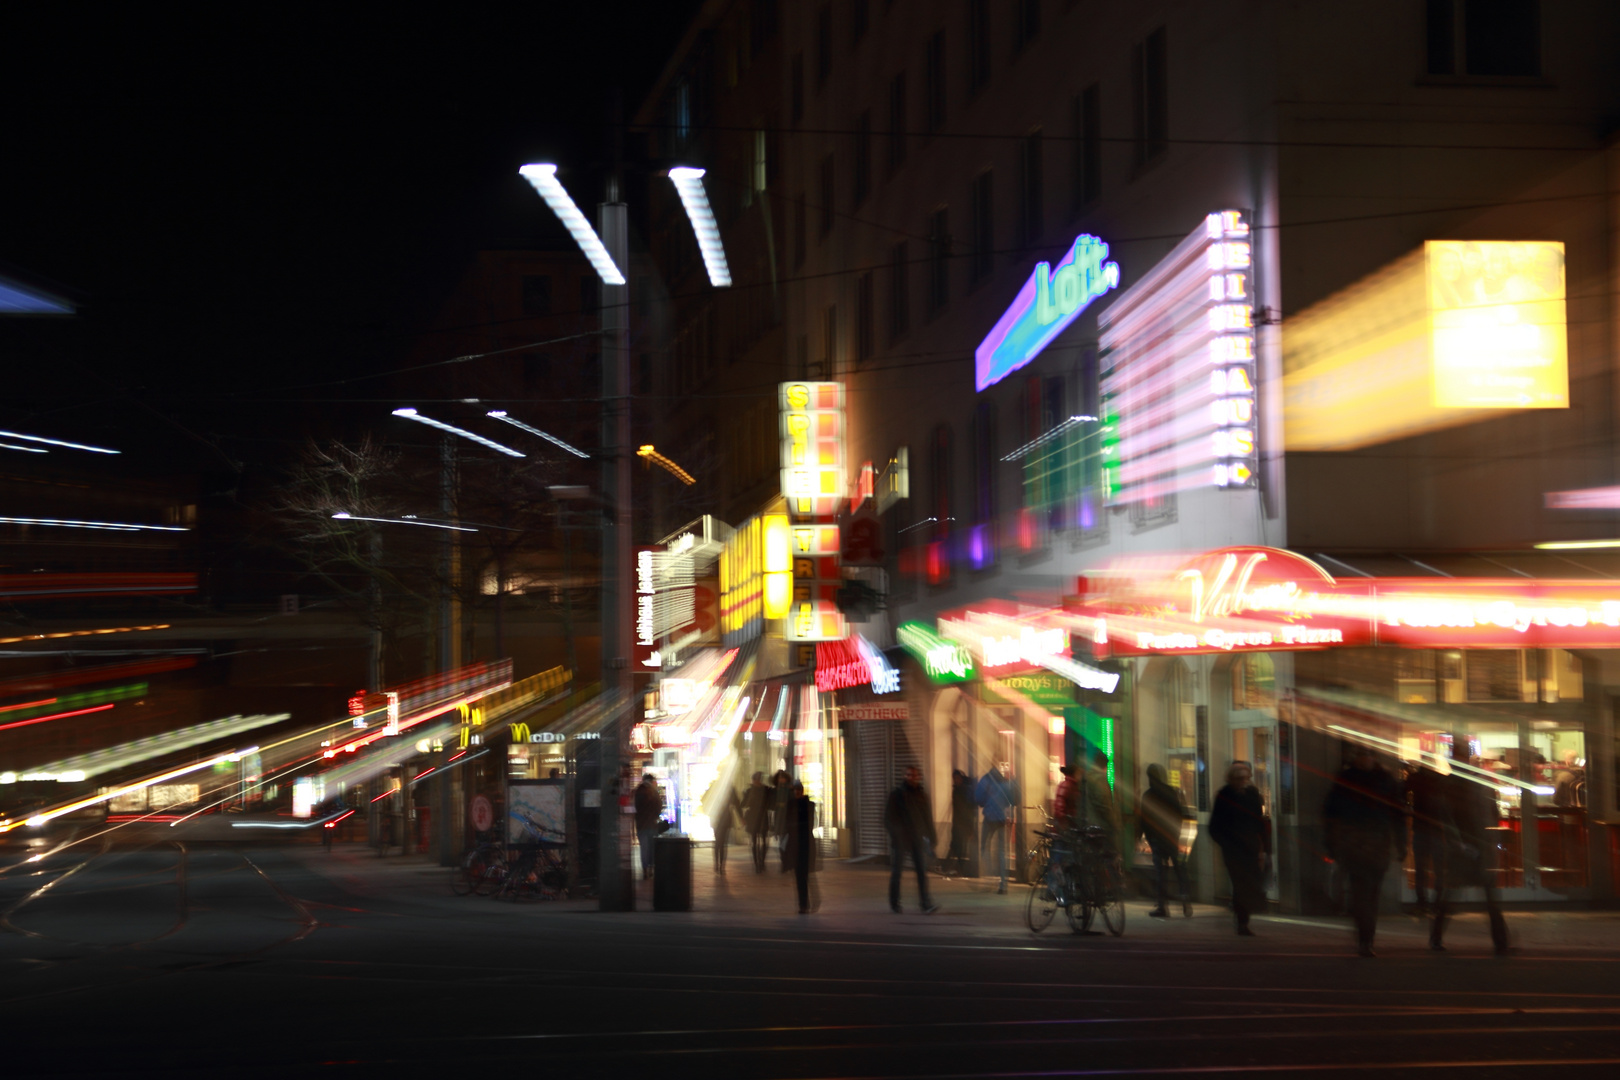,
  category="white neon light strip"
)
[392,408,524,458]
[668,168,731,288]
[0,429,119,454]
[0,517,187,532]
[486,411,590,458]
[517,164,626,286]
[0,443,48,454]
[1001,415,1097,461]
[332,512,477,533]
